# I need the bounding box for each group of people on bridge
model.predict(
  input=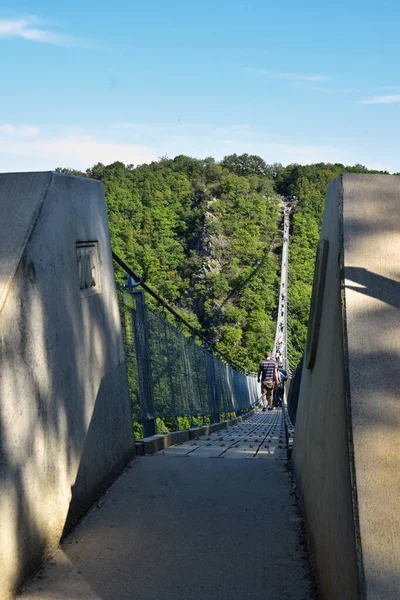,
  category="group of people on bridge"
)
[257,352,288,411]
